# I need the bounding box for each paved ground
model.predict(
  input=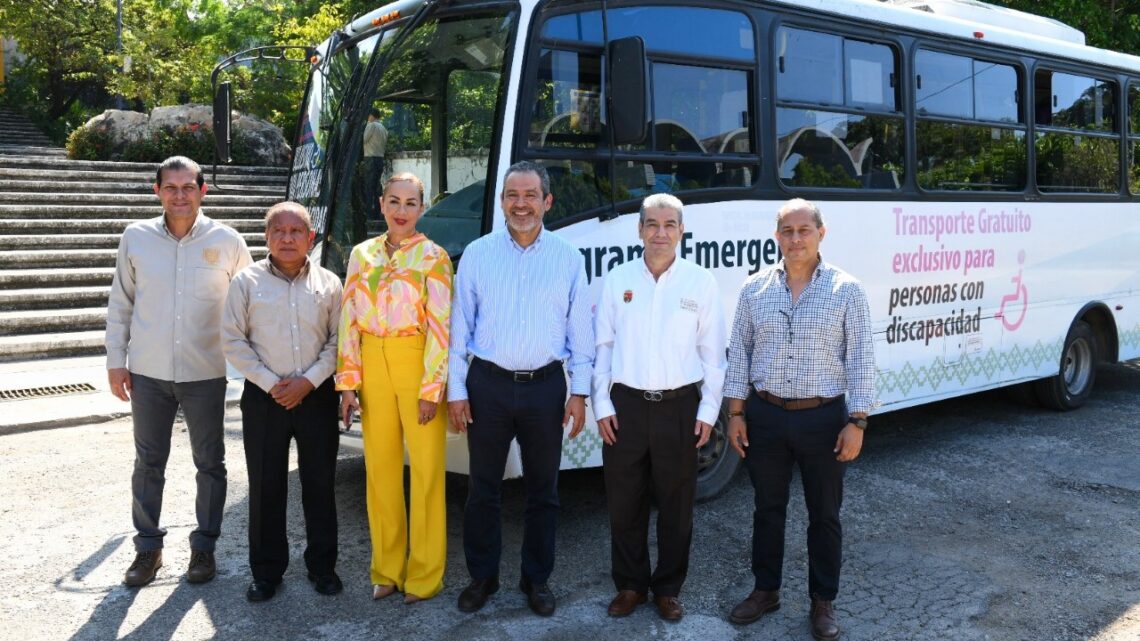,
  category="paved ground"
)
[1,363,1138,641]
